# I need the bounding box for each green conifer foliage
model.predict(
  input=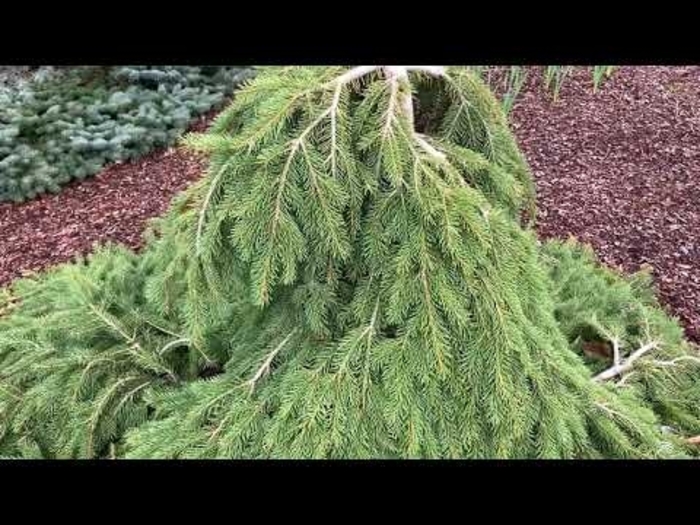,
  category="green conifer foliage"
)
[542,239,700,452]
[0,246,186,458]
[0,221,255,458]
[2,66,697,459]
[119,66,681,458]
